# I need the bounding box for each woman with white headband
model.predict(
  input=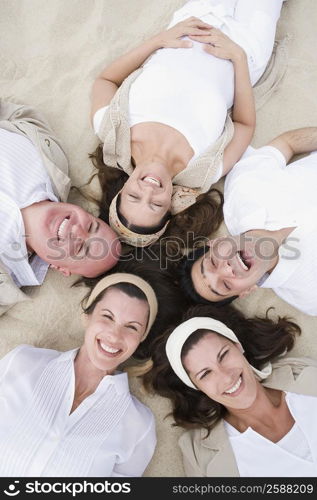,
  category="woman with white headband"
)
[90,0,286,247]
[146,304,317,477]
[0,273,159,477]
